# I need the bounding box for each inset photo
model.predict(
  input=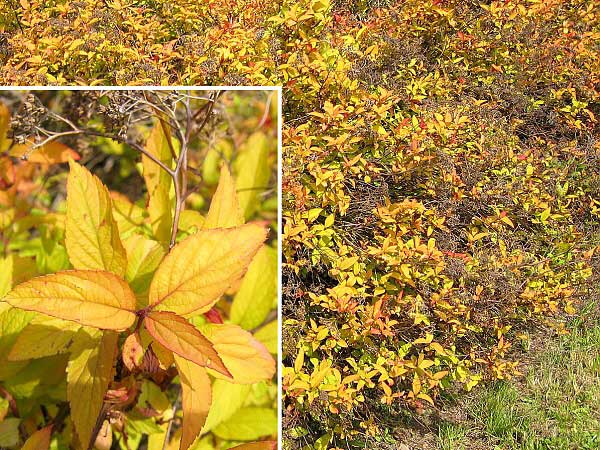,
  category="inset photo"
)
[0,88,280,450]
